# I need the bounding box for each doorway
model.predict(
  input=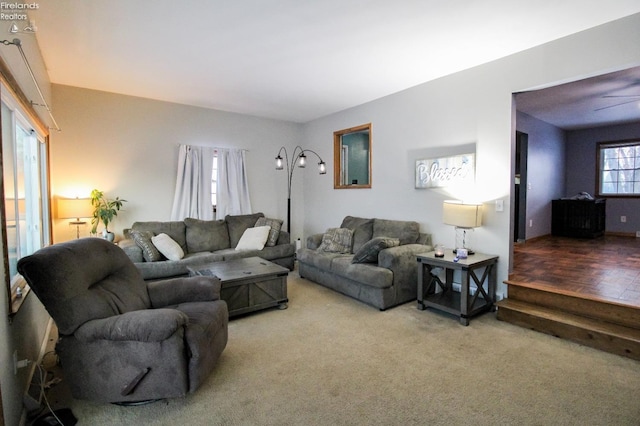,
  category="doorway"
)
[513,131,528,242]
